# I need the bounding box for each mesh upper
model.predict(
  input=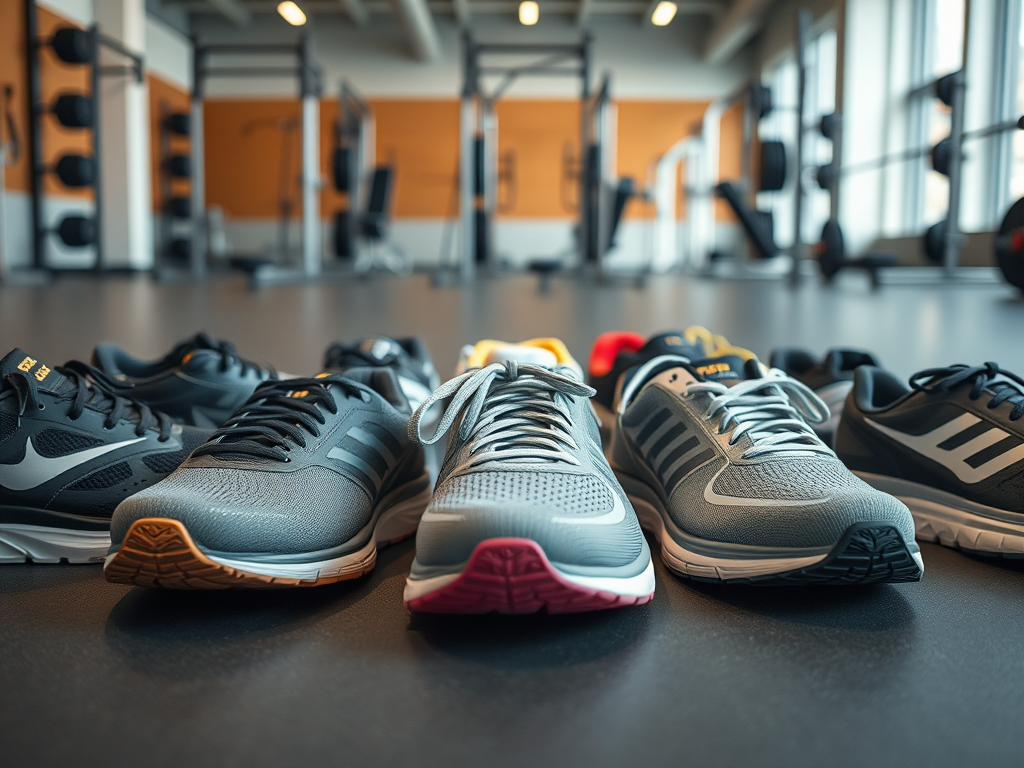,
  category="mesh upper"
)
[68,462,132,491]
[35,429,102,457]
[111,465,373,554]
[0,411,16,444]
[712,457,863,500]
[430,471,614,515]
[142,427,208,474]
